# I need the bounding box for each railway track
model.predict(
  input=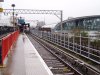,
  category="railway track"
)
[27,33,83,75]
[28,32,100,75]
